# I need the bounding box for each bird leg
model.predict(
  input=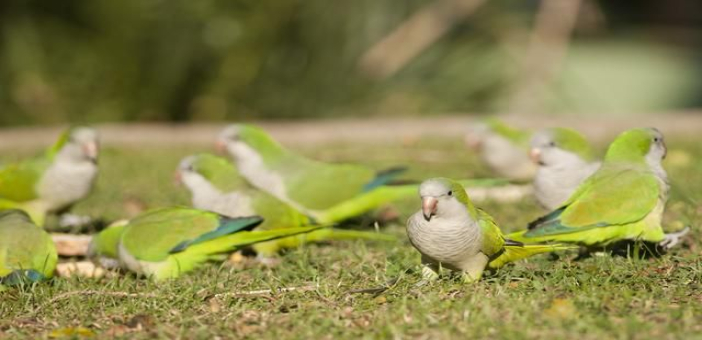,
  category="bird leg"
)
[458,254,489,284]
[659,226,691,250]
[415,257,440,287]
